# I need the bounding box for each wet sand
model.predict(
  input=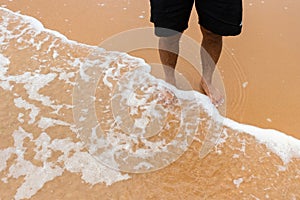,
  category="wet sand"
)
[0,0,300,199]
[1,0,299,138]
